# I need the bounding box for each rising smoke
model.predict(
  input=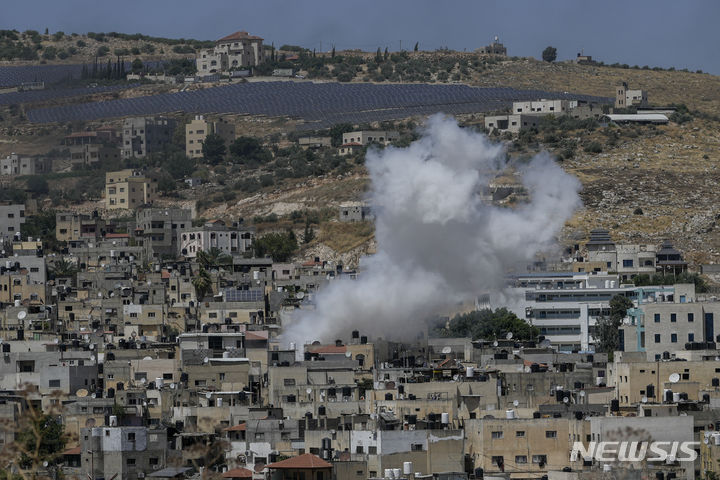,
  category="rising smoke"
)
[282,115,581,346]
